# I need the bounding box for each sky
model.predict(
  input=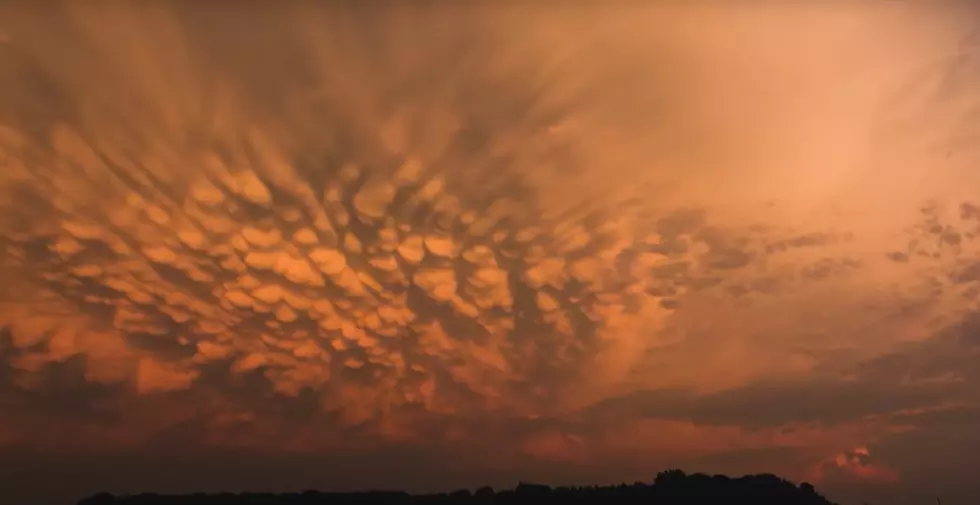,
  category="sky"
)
[0,2,978,505]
